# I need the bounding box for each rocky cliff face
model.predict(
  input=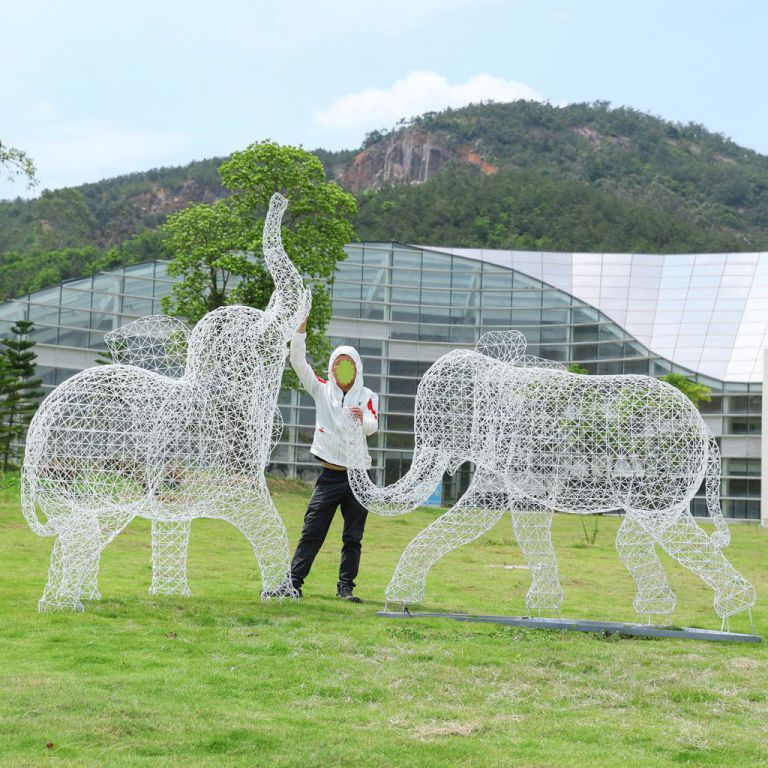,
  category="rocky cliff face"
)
[96,179,223,247]
[131,179,220,217]
[334,127,497,193]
